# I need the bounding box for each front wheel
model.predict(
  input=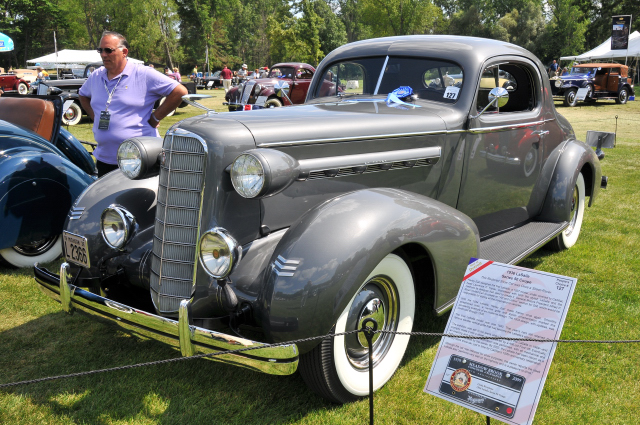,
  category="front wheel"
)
[616,88,628,104]
[264,97,283,108]
[17,82,29,95]
[0,235,62,268]
[563,89,578,107]
[547,172,585,251]
[62,102,83,125]
[299,253,415,403]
